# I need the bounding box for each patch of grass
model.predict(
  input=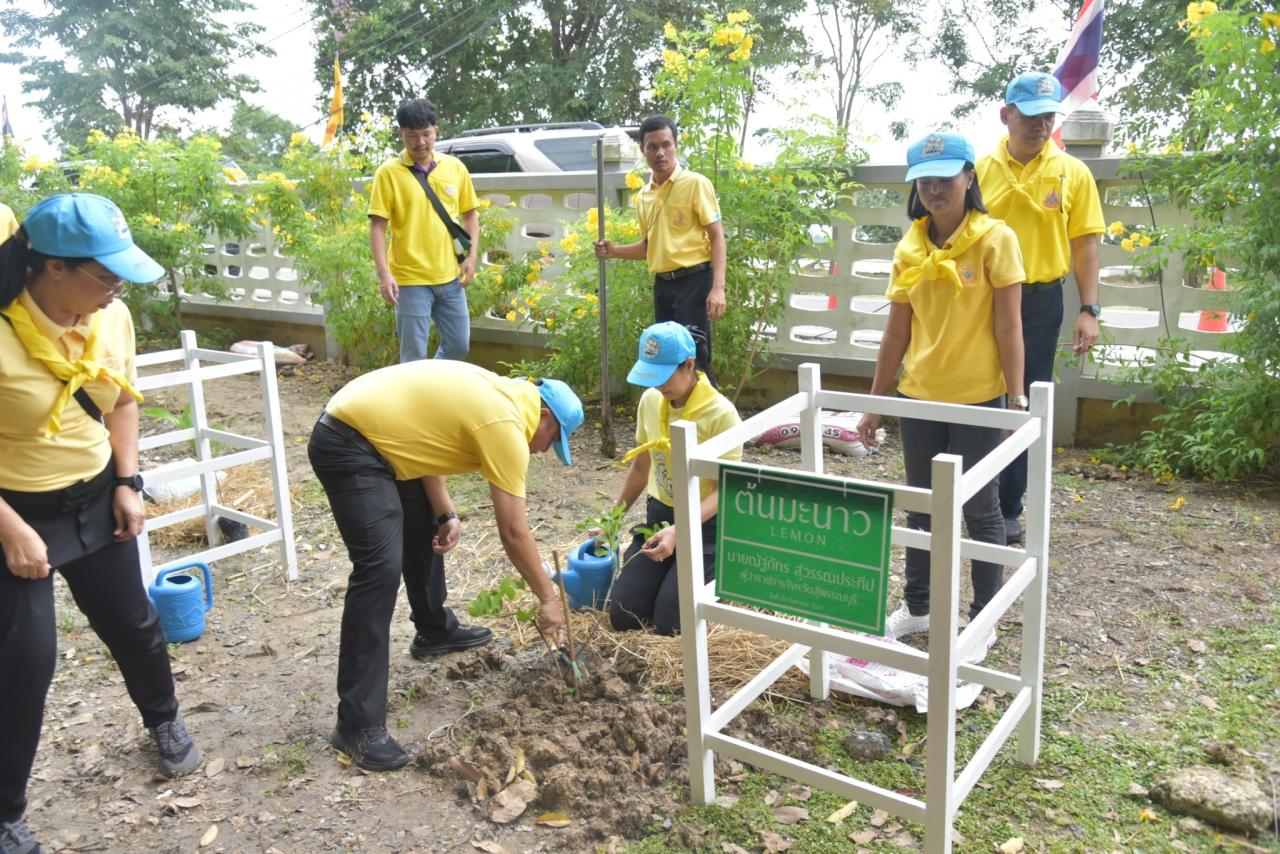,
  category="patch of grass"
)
[630,616,1280,852]
[265,740,309,780]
